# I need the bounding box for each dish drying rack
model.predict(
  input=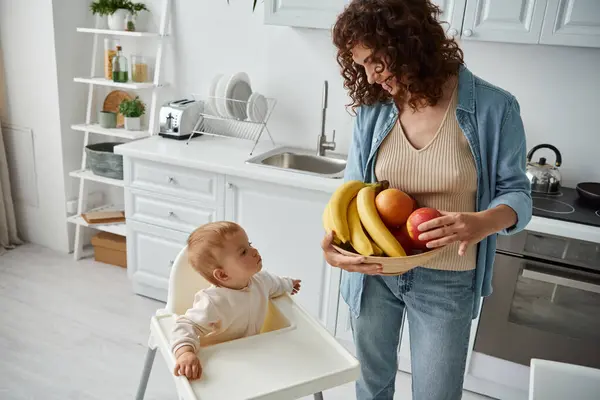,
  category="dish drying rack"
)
[188,94,277,155]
